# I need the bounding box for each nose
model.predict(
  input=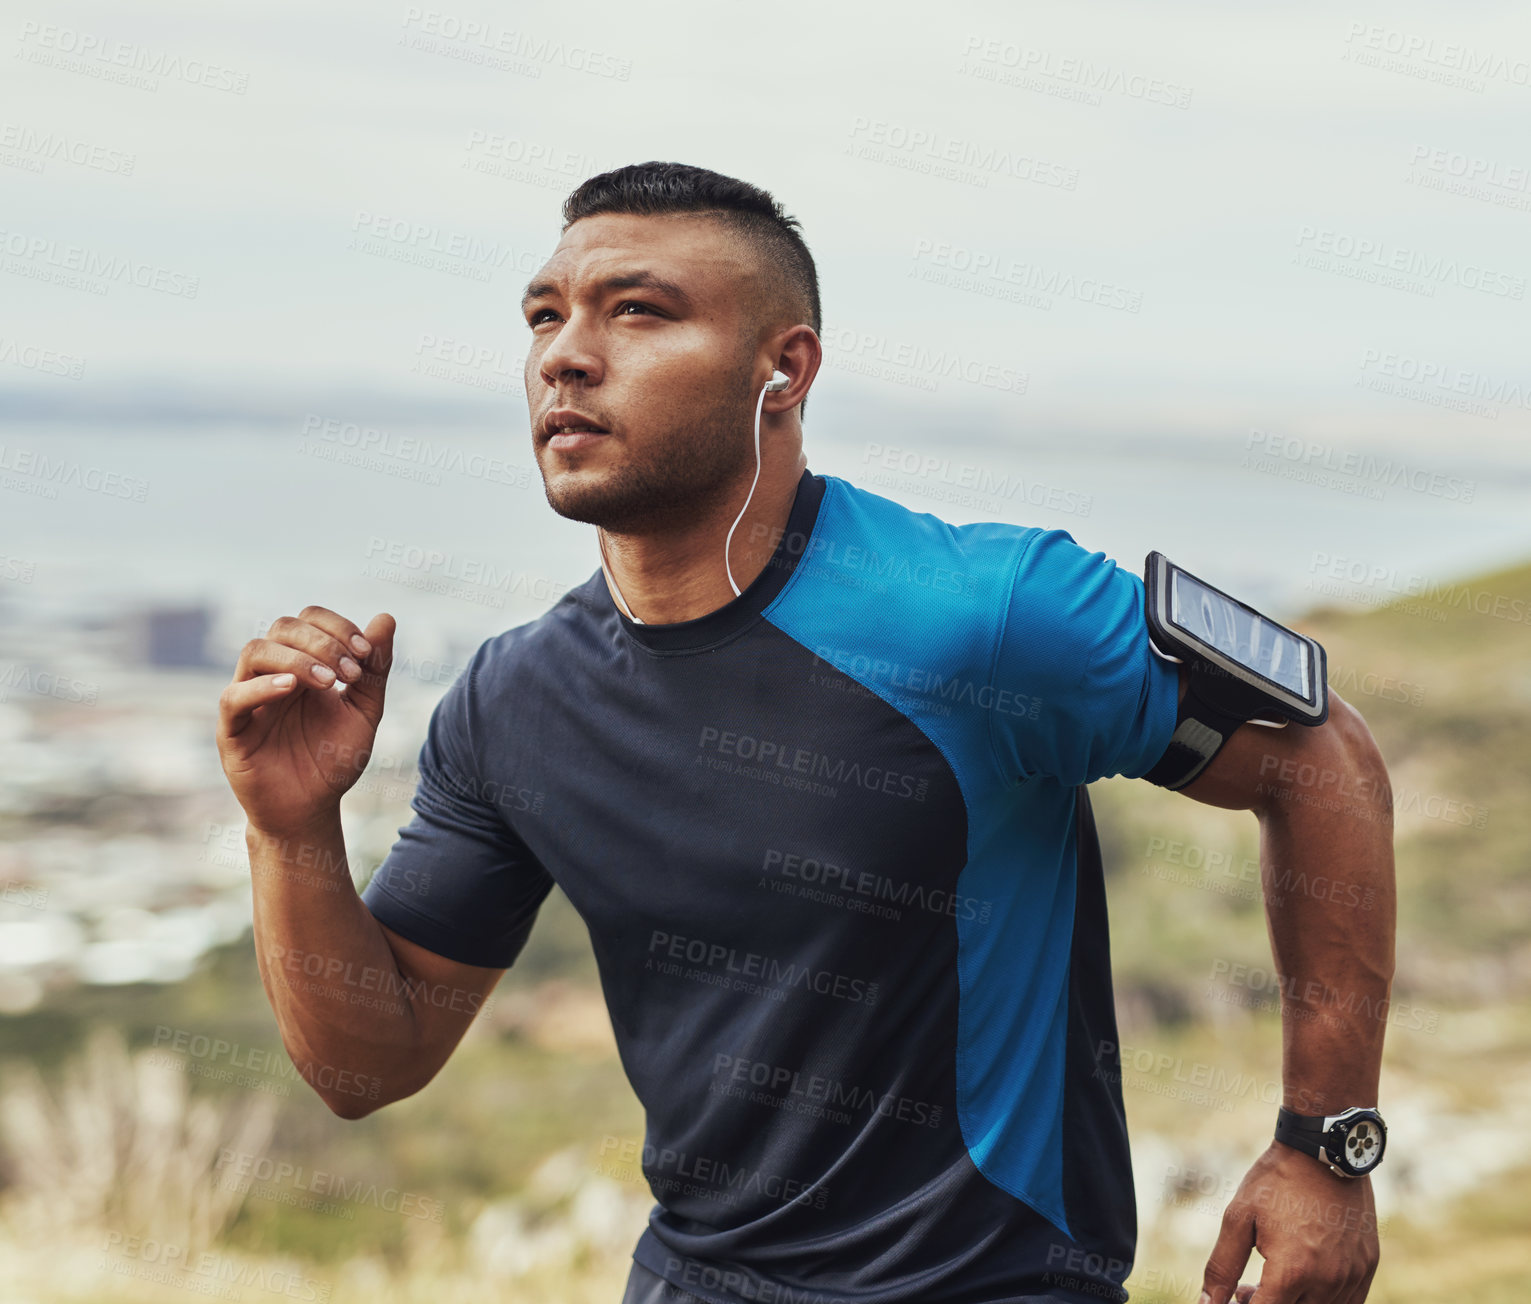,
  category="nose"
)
[536,309,604,389]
